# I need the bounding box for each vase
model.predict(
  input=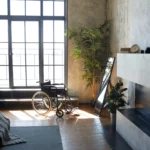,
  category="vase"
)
[110,113,116,126]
